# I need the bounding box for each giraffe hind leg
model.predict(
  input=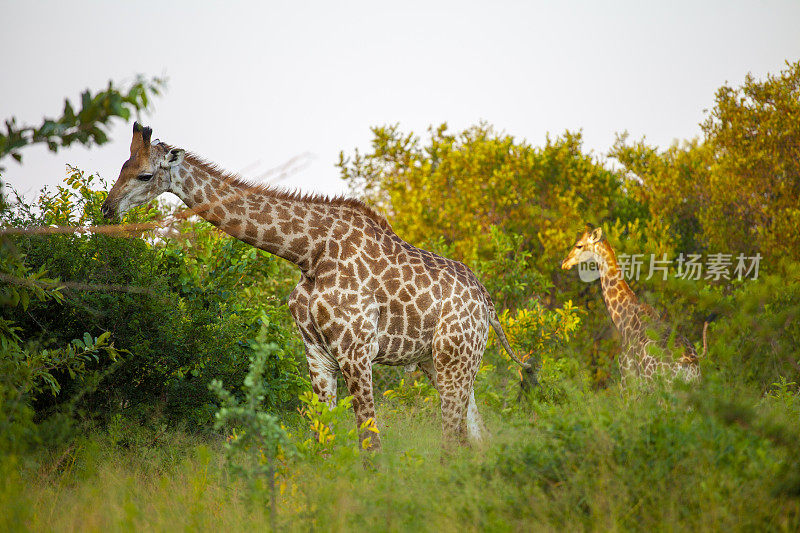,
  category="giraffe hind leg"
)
[420,358,482,441]
[419,358,484,442]
[432,348,480,447]
[465,388,486,442]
